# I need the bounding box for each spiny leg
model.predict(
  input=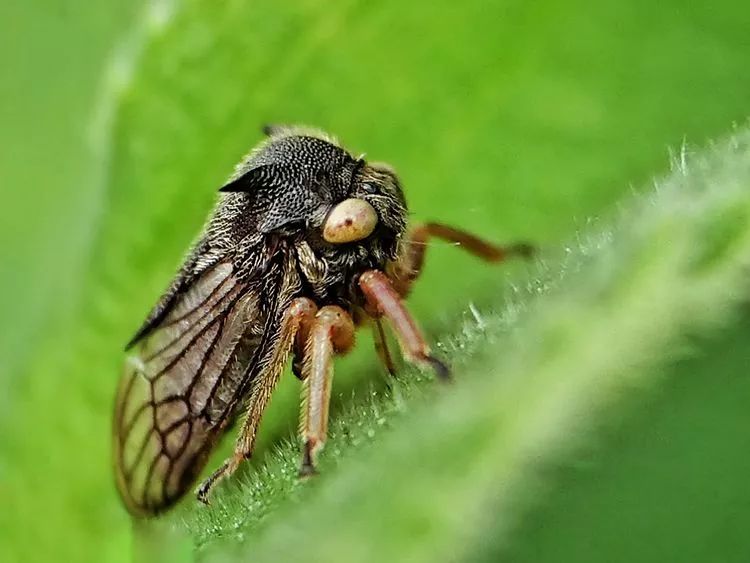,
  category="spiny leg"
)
[299,306,355,476]
[389,222,534,297]
[359,270,449,380]
[196,297,318,504]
